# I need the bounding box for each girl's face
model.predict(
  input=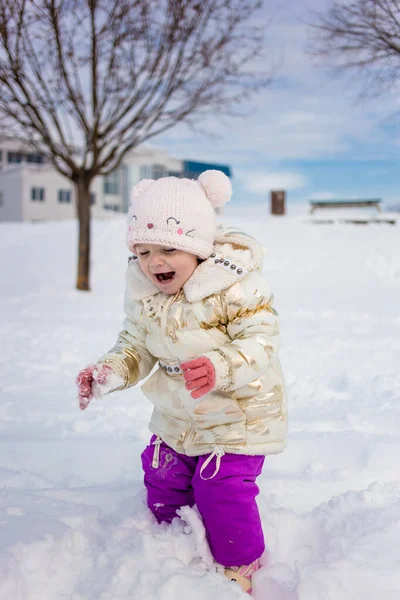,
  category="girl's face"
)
[135,244,199,294]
